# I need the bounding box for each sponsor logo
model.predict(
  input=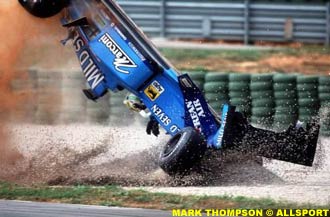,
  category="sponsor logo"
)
[151,104,179,133]
[144,81,165,101]
[99,33,137,74]
[216,105,229,147]
[216,112,227,146]
[73,34,104,90]
[151,104,171,126]
[186,99,206,130]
